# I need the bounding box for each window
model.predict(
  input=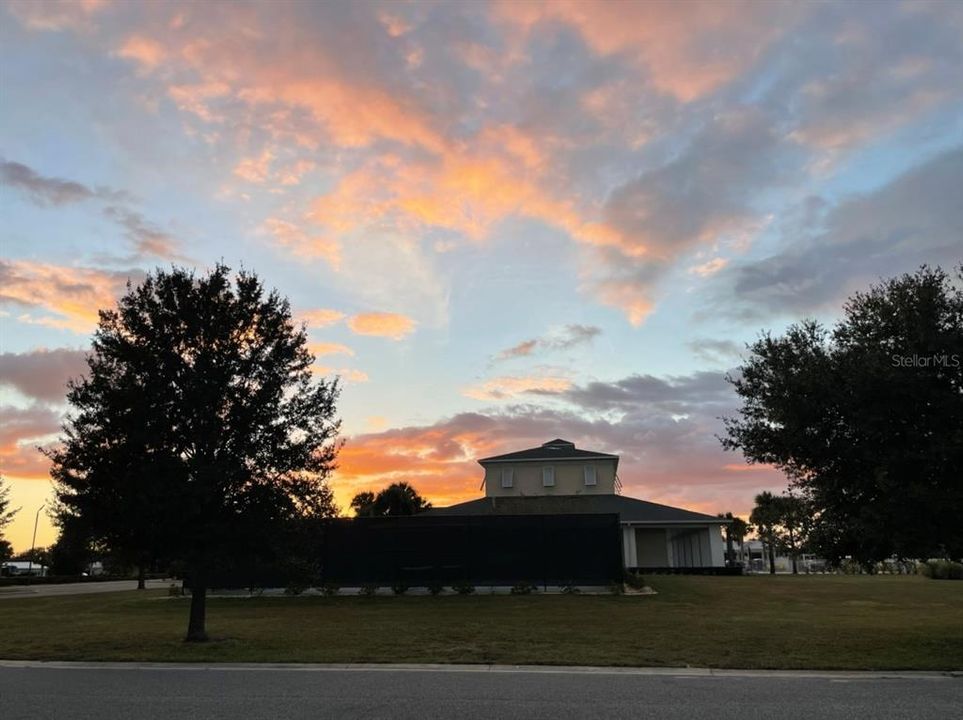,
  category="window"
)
[584,465,597,486]
[542,466,555,487]
[500,467,514,488]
